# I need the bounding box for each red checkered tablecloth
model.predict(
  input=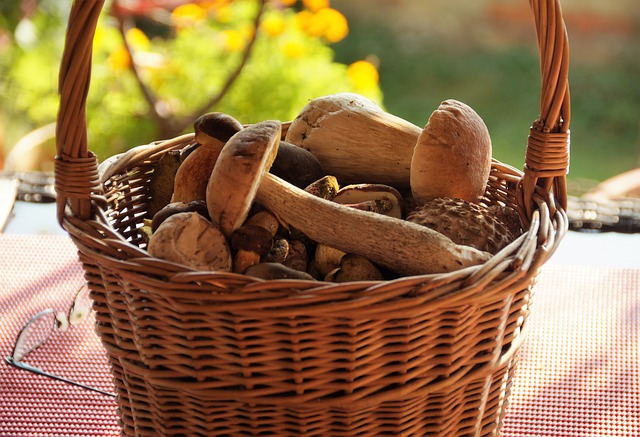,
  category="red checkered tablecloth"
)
[0,234,638,436]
